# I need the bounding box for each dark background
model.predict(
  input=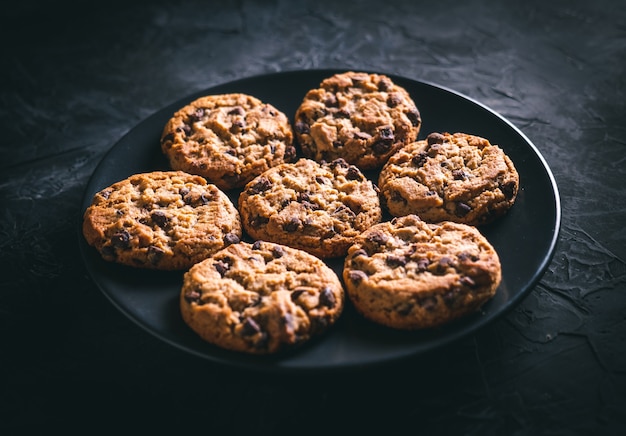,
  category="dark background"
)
[2,0,625,434]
